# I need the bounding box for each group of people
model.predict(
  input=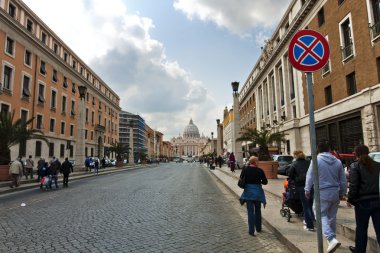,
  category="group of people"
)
[9,156,73,189]
[238,142,380,253]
